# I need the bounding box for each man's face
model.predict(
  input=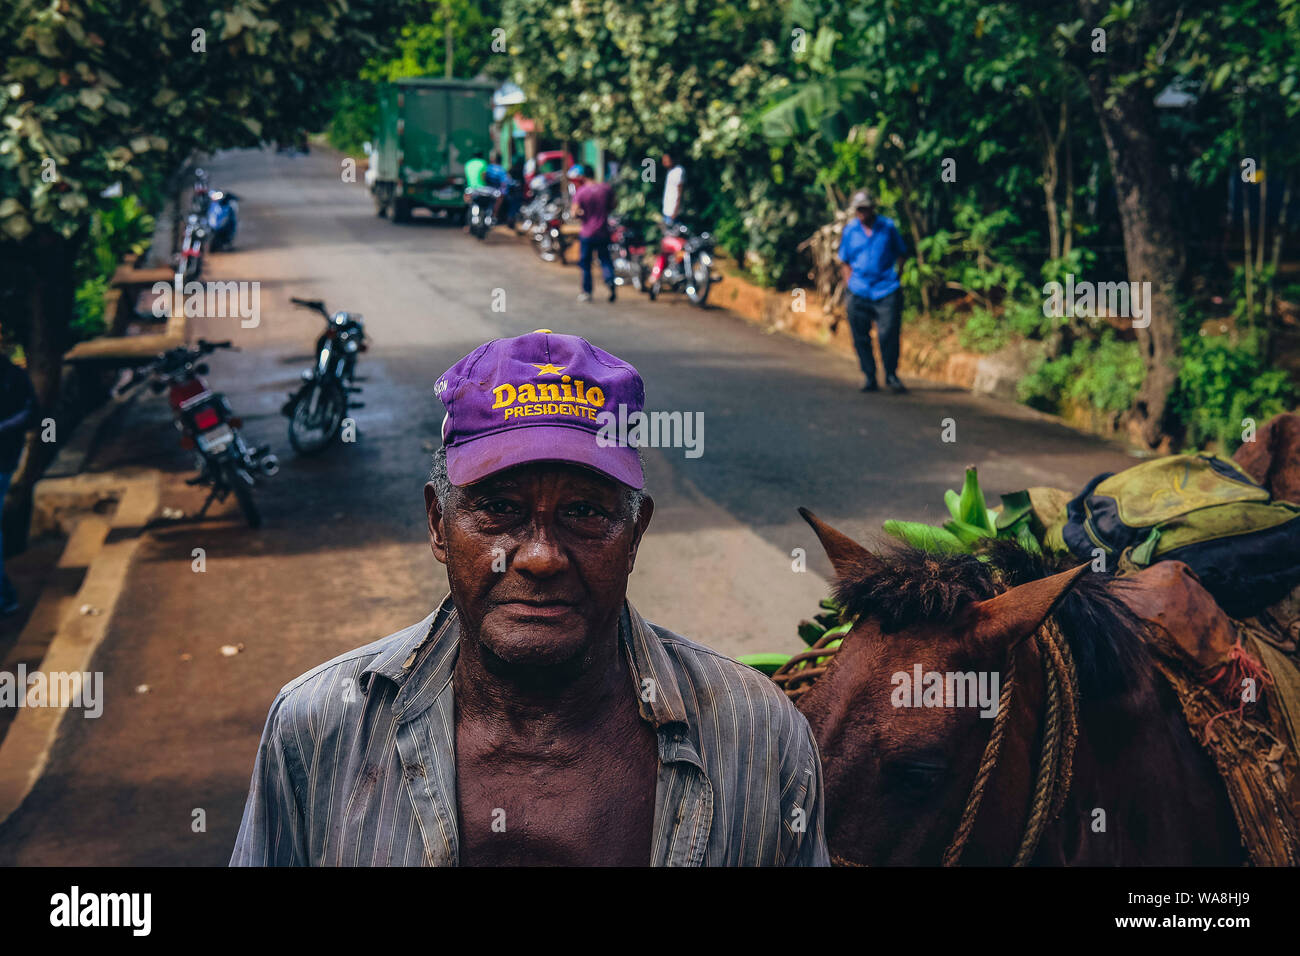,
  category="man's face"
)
[425,463,654,669]
[856,205,876,226]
